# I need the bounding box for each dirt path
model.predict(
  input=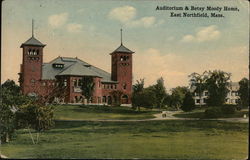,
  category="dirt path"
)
[153,111,249,123]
